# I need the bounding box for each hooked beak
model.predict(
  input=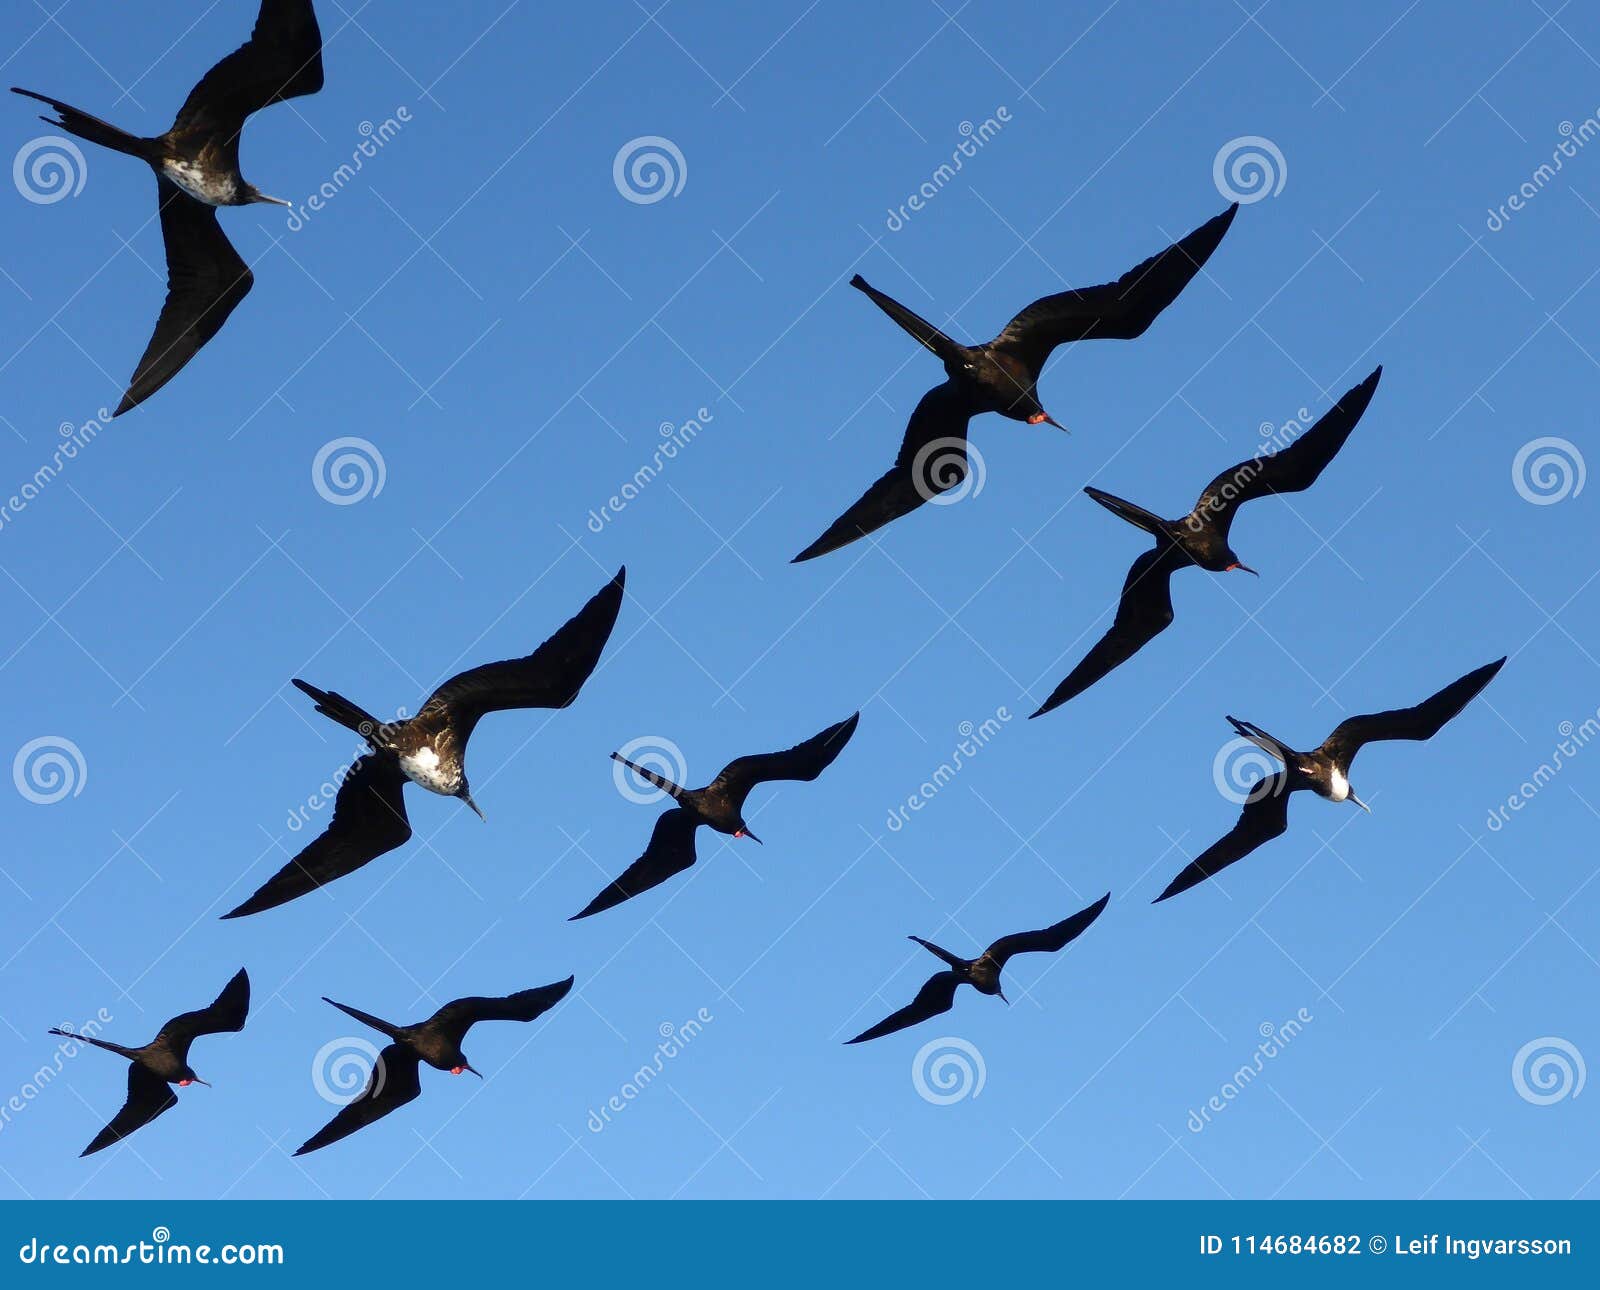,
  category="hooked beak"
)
[460,790,486,821]
[181,1077,210,1088]
[1348,792,1371,814]
[735,828,763,845]
[997,989,1010,1006]
[464,1064,483,1078]
[1226,562,1260,577]
[252,192,292,207]
[1027,412,1069,433]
